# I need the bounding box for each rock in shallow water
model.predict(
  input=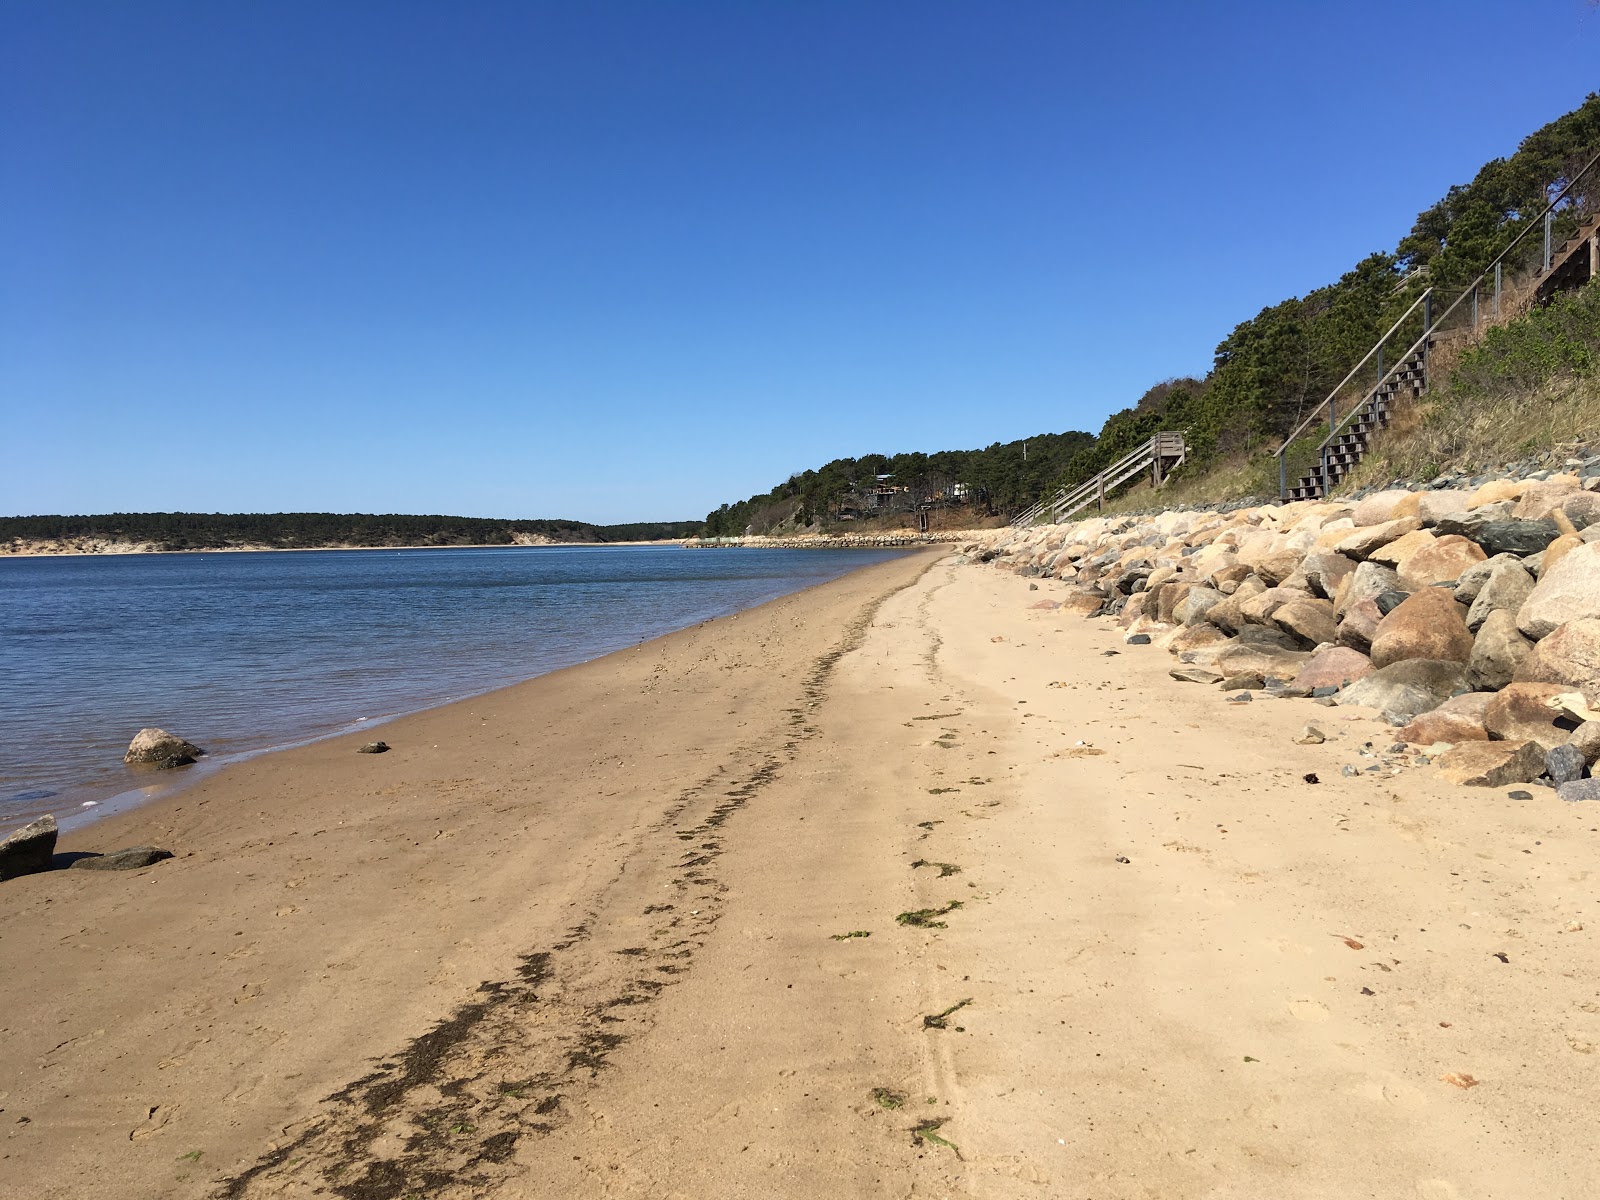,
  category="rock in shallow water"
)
[0,814,57,882]
[124,727,205,766]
